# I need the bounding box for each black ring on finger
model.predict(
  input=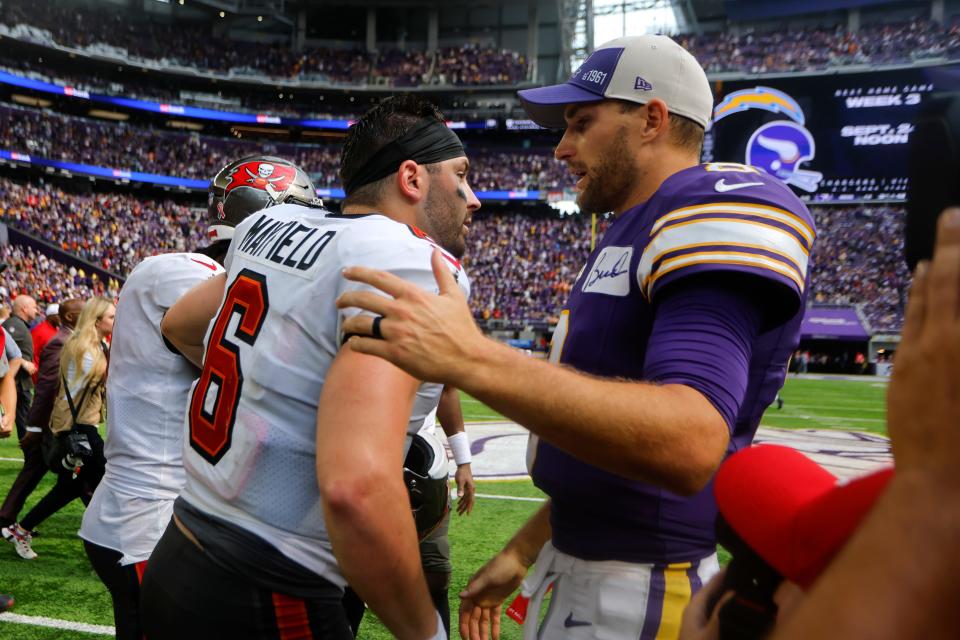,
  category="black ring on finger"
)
[371,315,384,340]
